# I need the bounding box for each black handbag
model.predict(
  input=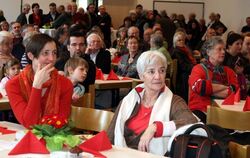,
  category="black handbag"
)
[168,124,226,158]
